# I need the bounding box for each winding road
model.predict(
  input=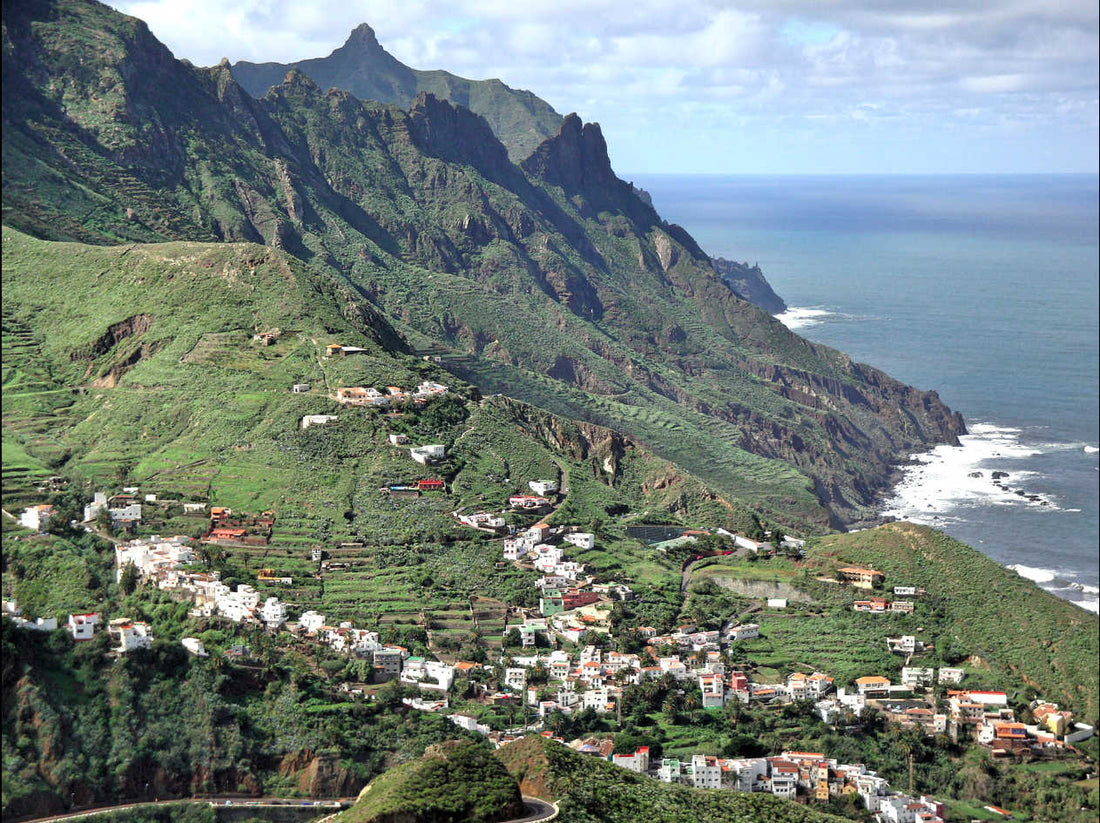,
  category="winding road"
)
[16,794,556,823]
[14,797,352,823]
